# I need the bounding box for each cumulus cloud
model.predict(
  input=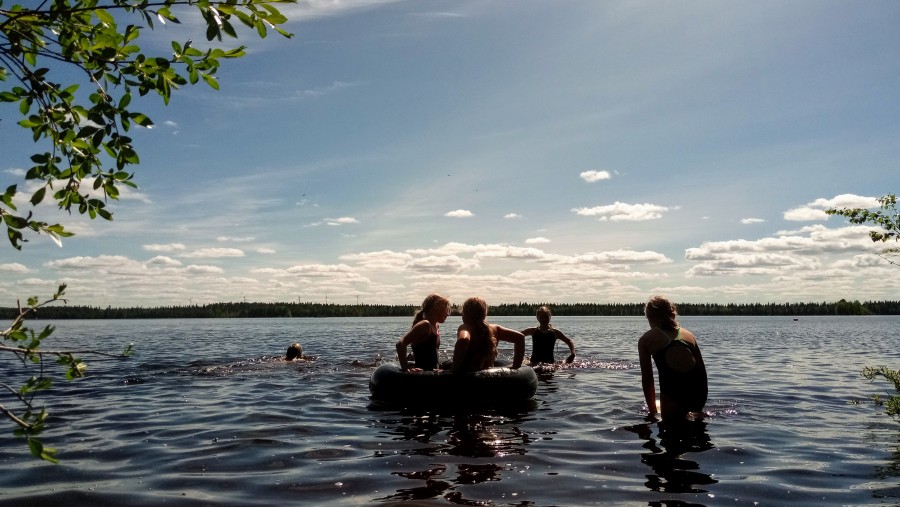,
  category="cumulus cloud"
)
[571,250,672,265]
[0,262,29,273]
[525,237,551,244]
[184,265,225,274]
[4,168,26,177]
[340,250,413,271]
[504,213,522,219]
[180,248,245,258]
[783,207,828,221]
[684,224,878,278]
[408,255,479,273]
[147,256,183,267]
[256,247,276,254]
[580,170,611,182]
[325,217,359,226]
[305,216,360,227]
[144,243,186,252]
[217,236,255,242]
[46,255,142,270]
[784,194,880,222]
[445,209,474,218]
[741,218,765,224]
[572,202,669,221]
